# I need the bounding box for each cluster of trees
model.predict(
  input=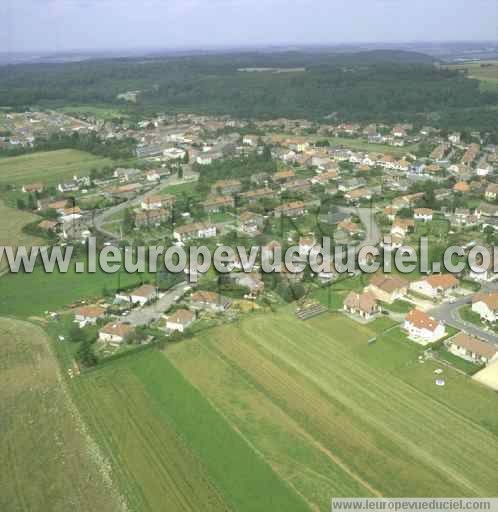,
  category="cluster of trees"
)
[0,131,136,160]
